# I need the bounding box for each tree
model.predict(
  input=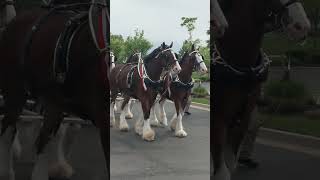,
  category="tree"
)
[110,34,125,61]
[110,29,152,62]
[122,29,152,60]
[180,17,198,41]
